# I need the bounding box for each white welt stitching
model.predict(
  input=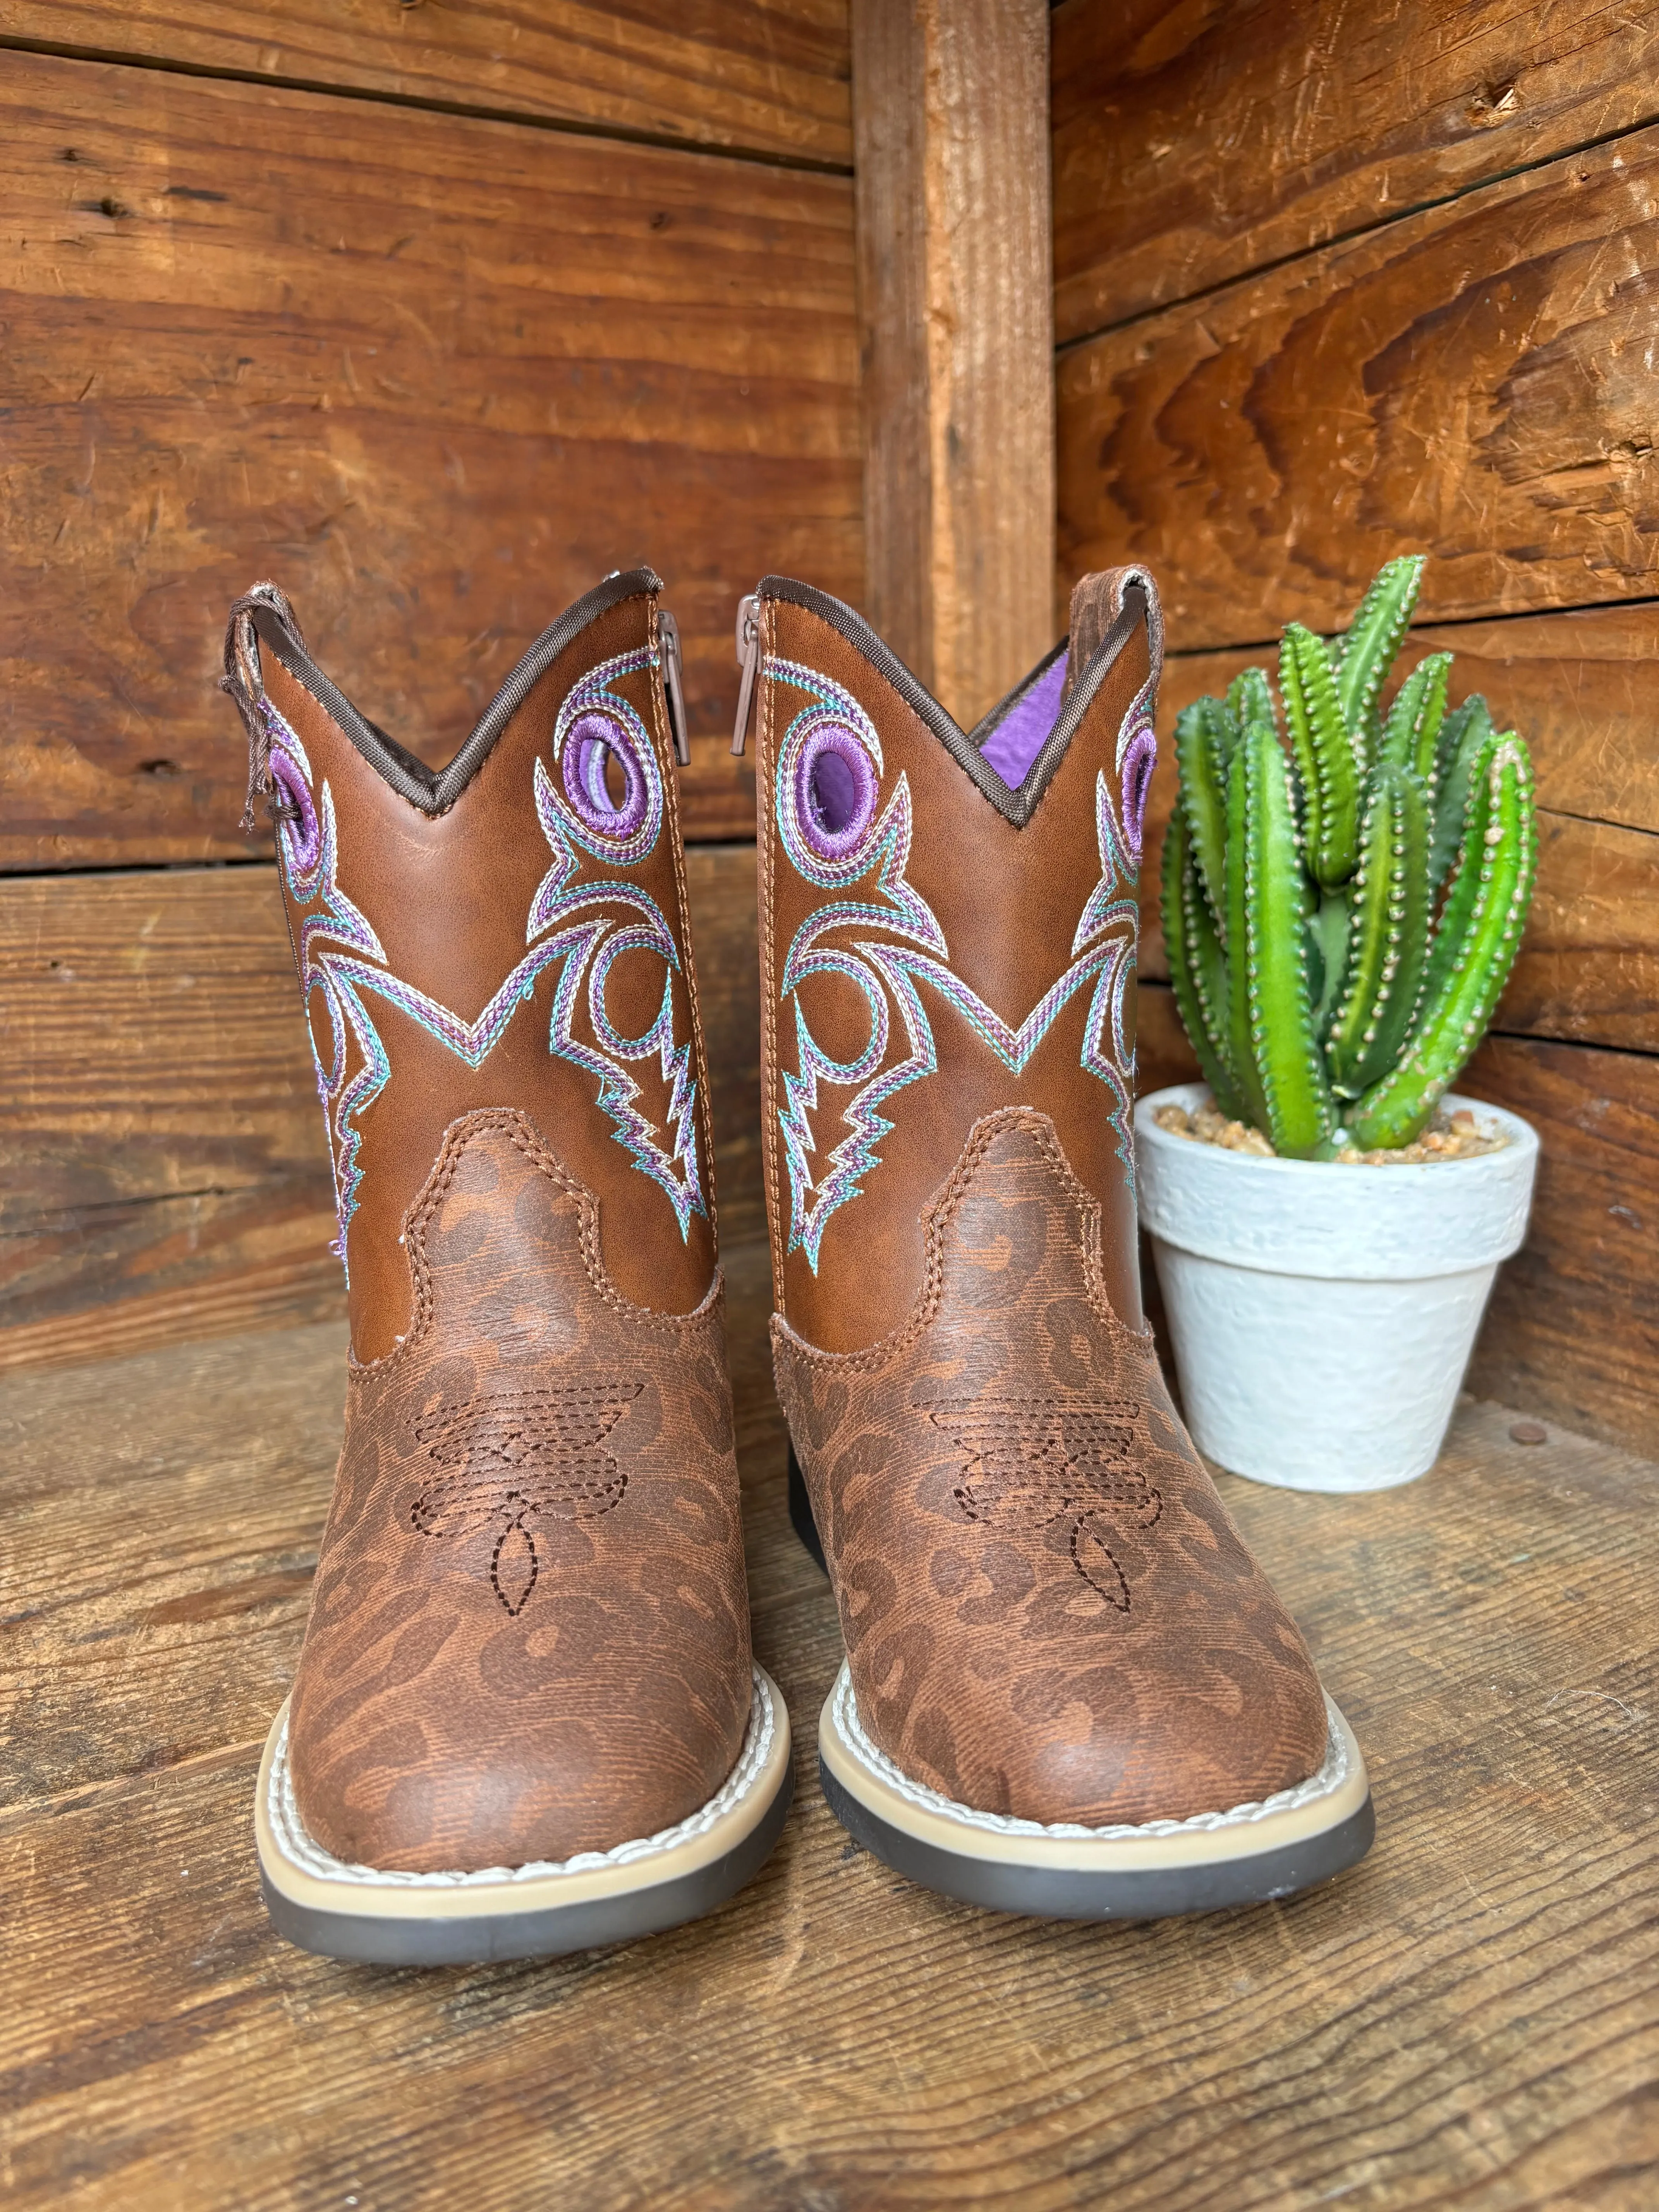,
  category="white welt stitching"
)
[269,1667,776,1890]
[833,1664,1351,1838]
